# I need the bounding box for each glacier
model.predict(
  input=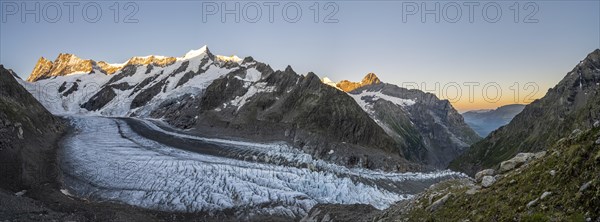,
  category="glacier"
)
[59,116,465,219]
